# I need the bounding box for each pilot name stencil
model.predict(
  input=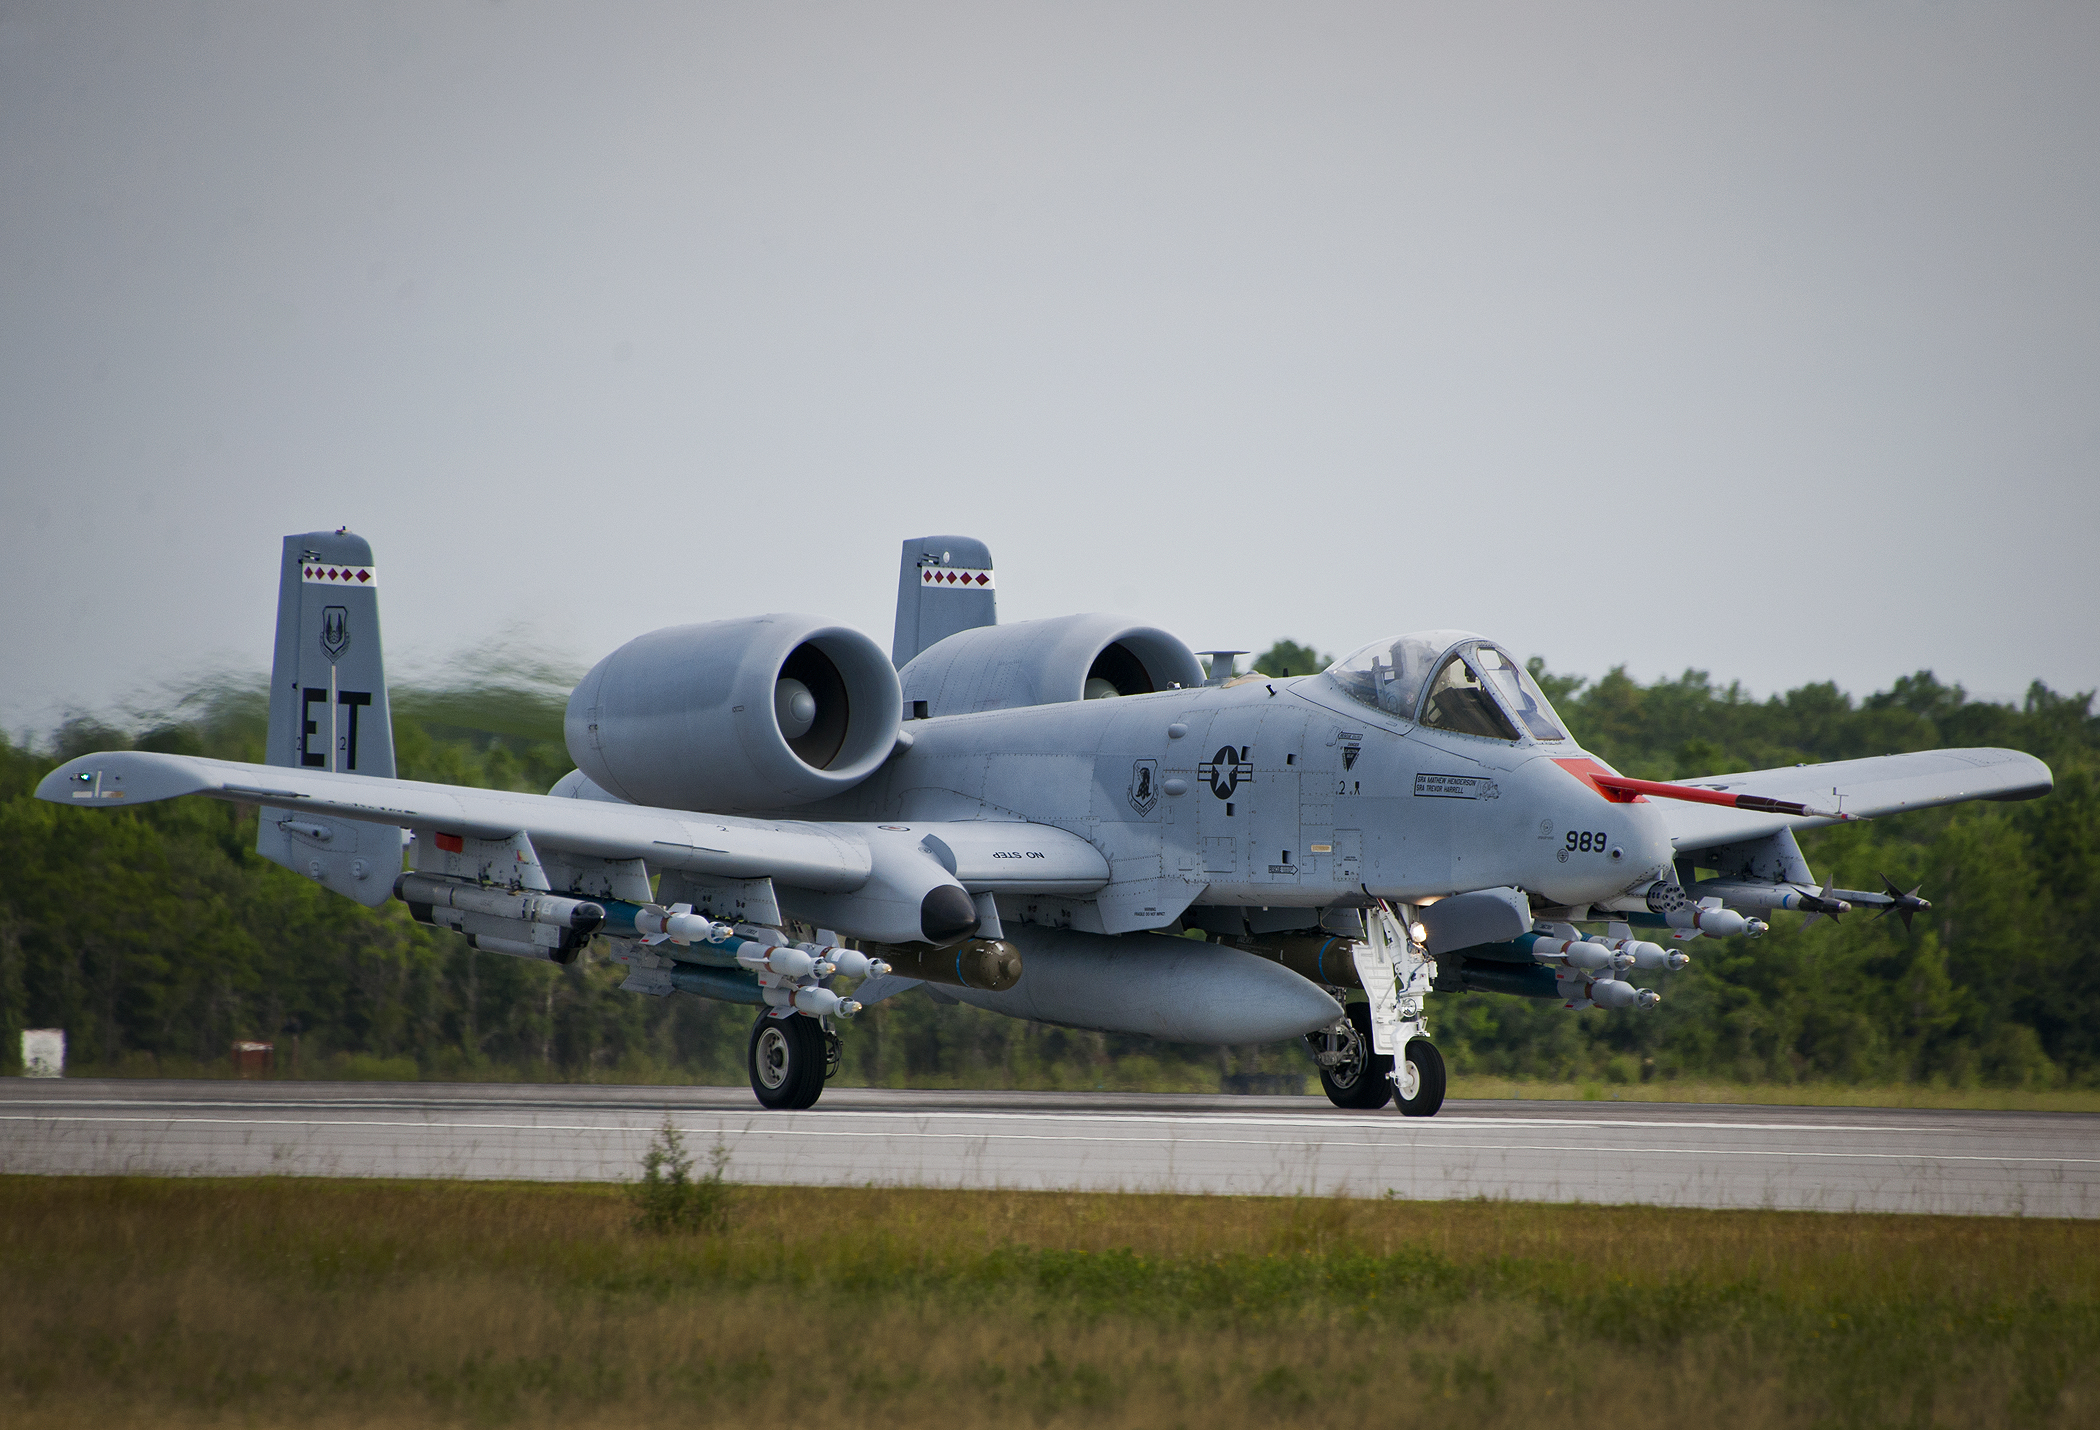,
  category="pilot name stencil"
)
[1414,772,1500,800]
